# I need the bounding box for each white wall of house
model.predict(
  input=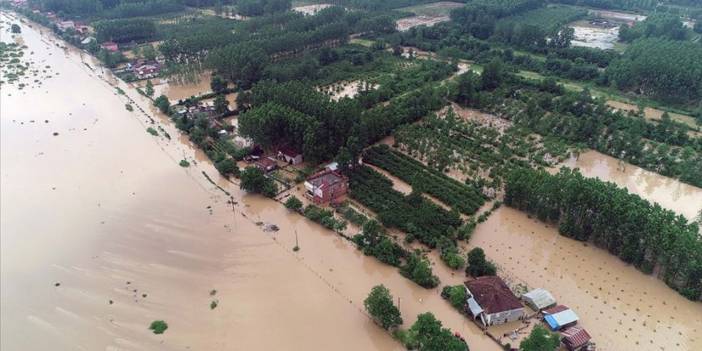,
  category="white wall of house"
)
[481,307,524,326]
